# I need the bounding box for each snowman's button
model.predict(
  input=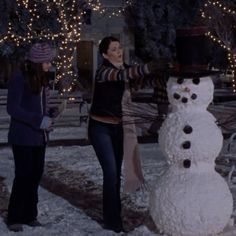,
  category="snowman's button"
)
[181,97,188,103]
[177,78,184,84]
[183,159,191,168]
[191,93,197,100]
[182,141,191,149]
[183,125,193,134]
[192,77,200,84]
[173,93,181,99]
